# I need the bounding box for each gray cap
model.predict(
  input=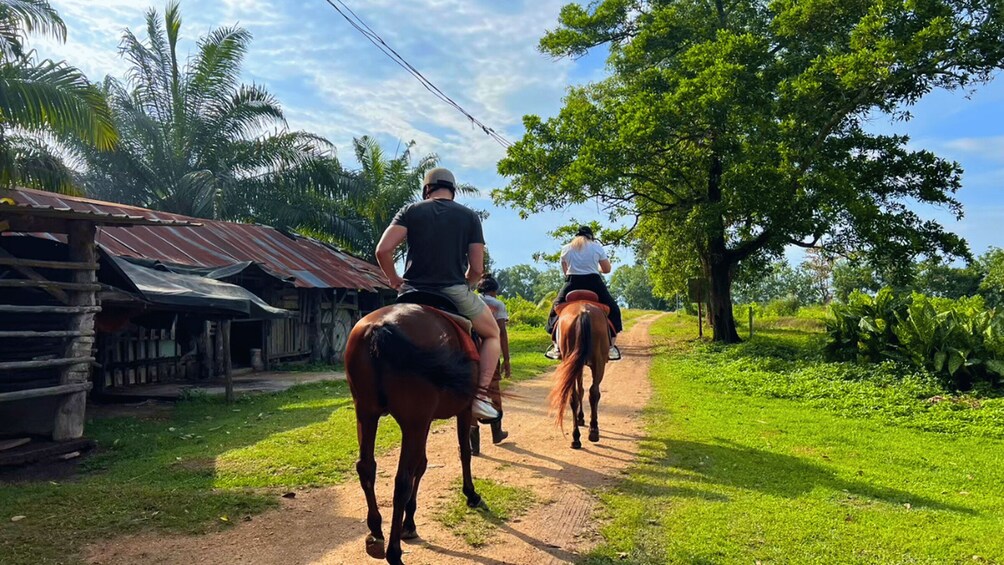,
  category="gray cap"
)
[423,167,456,191]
